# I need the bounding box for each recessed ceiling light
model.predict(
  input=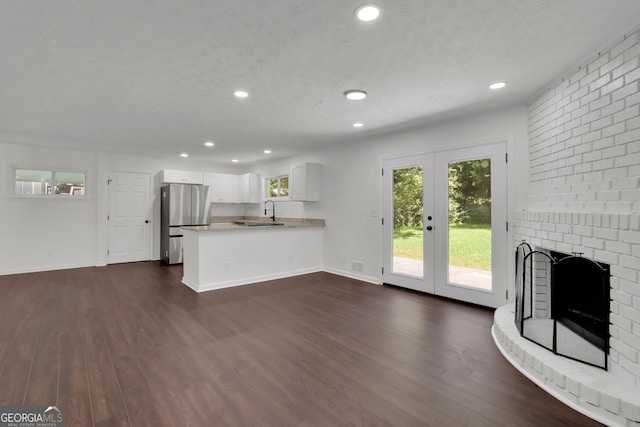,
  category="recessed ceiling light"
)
[204,141,214,147]
[344,90,367,100]
[355,5,380,21]
[353,122,364,128]
[489,82,507,90]
[232,159,239,163]
[234,90,249,98]
[264,150,272,154]
[180,153,188,158]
